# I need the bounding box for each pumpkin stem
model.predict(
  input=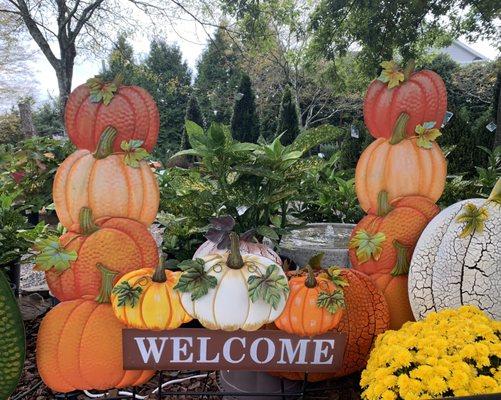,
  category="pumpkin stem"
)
[94,126,118,159]
[79,207,99,235]
[390,240,410,276]
[376,191,394,217]
[403,59,415,81]
[112,73,124,88]
[487,177,501,205]
[389,113,410,145]
[304,265,317,288]
[95,263,118,303]
[226,232,244,269]
[152,258,167,283]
